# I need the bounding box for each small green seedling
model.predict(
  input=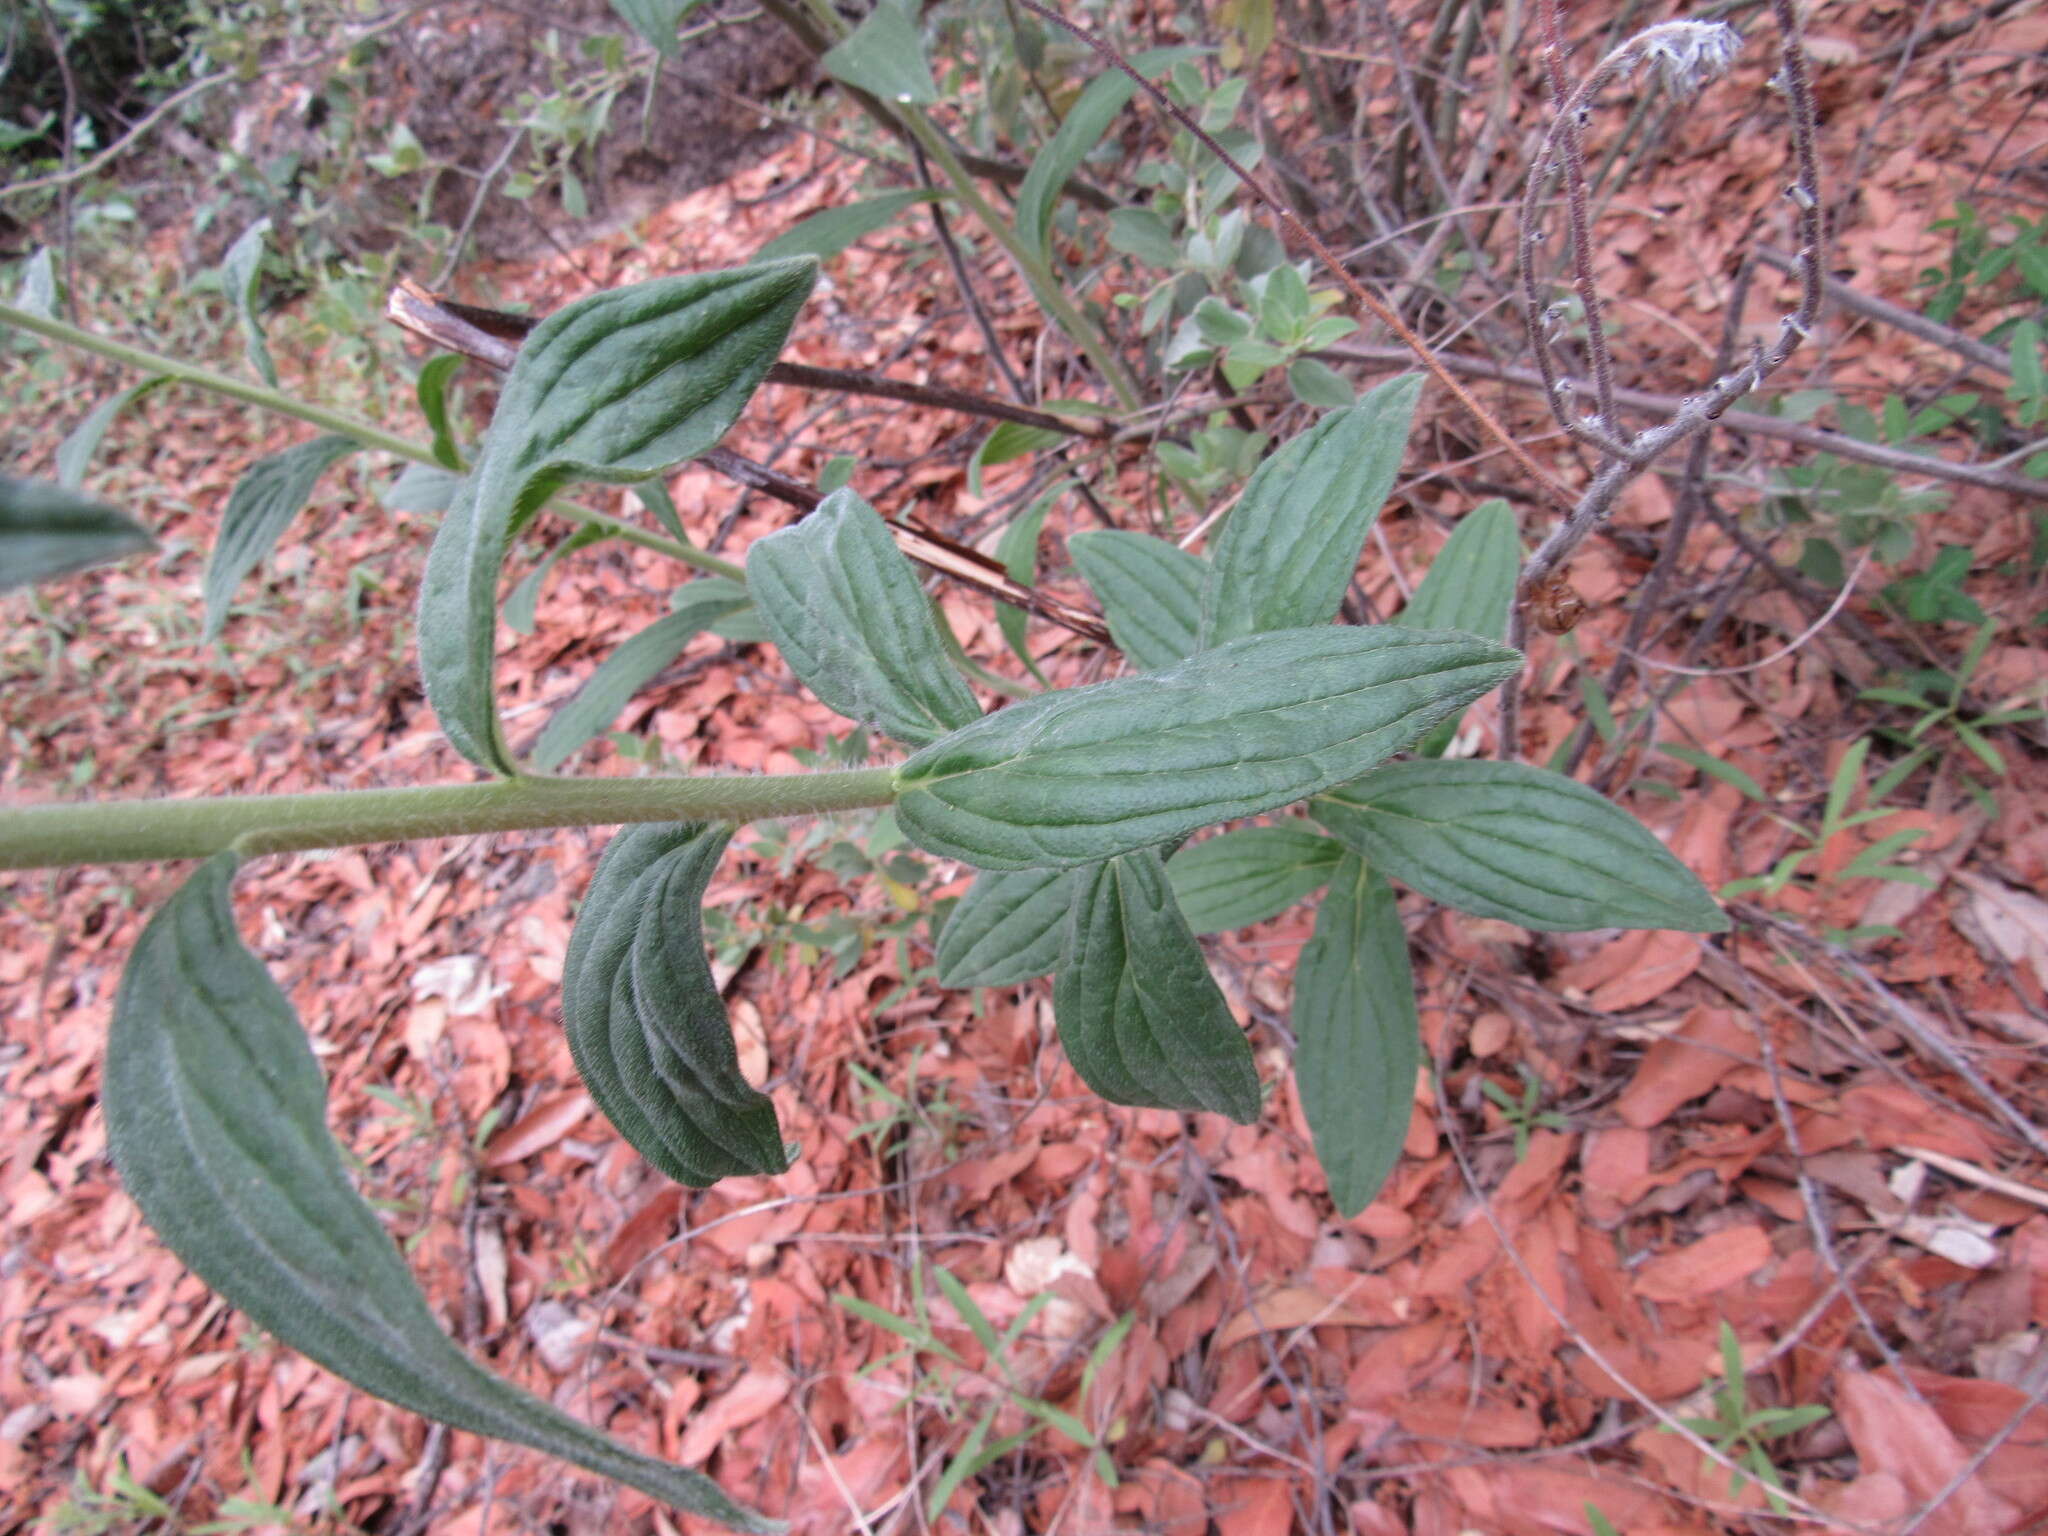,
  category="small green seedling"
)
[1668,1323,1830,1515]
[1479,1065,1568,1161]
